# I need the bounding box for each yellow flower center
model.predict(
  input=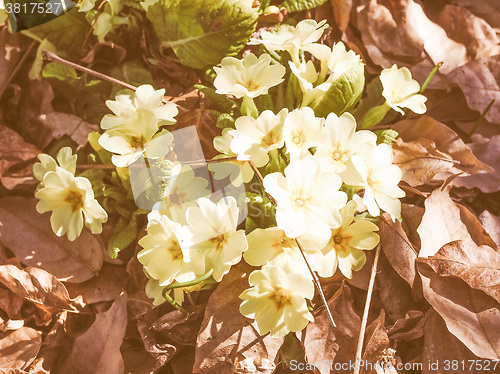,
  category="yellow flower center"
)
[329,228,353,253]
[211,233,228,251]
[292,135,302,145]
[294,197,306,208]
[261,130,277,147]
[130,135,146,149]
[169,242,183,260]
[269,286,292,310]
[64,190,84,213]
[331,151,341,161]
[167,188,187,206]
